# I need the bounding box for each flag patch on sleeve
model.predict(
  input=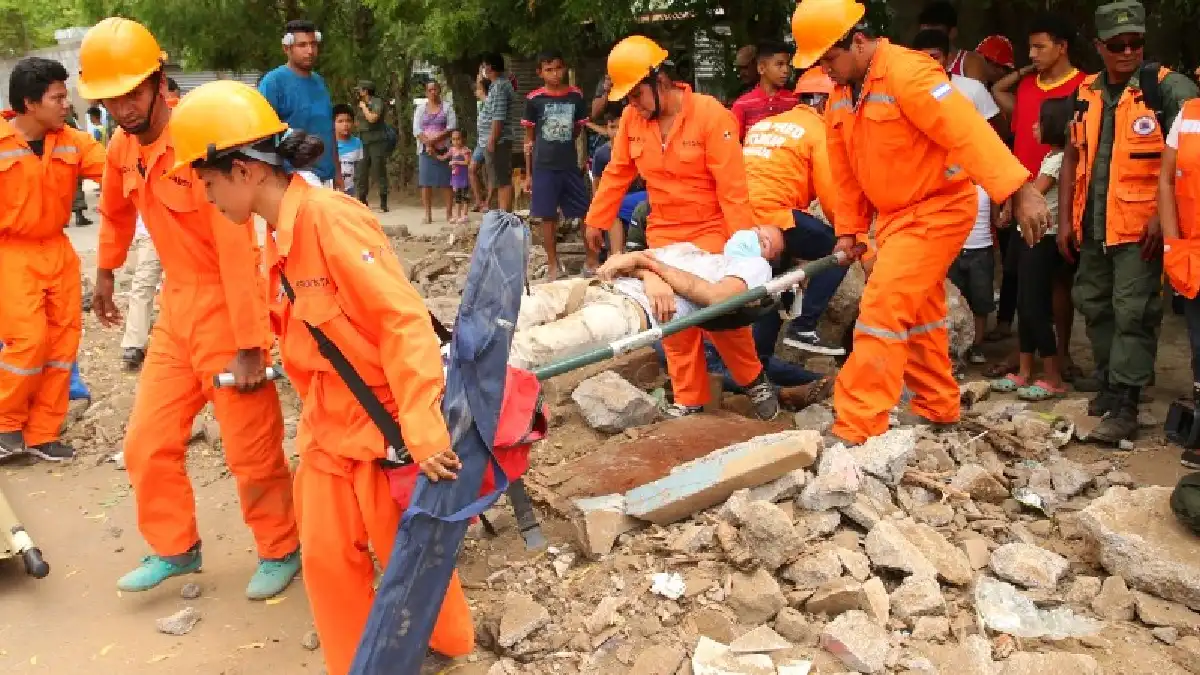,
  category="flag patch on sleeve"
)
[931,83,953,100]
